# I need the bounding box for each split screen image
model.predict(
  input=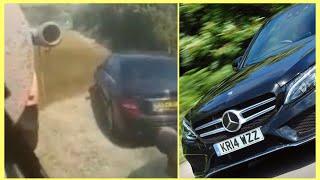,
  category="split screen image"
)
[4,3,315,178]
